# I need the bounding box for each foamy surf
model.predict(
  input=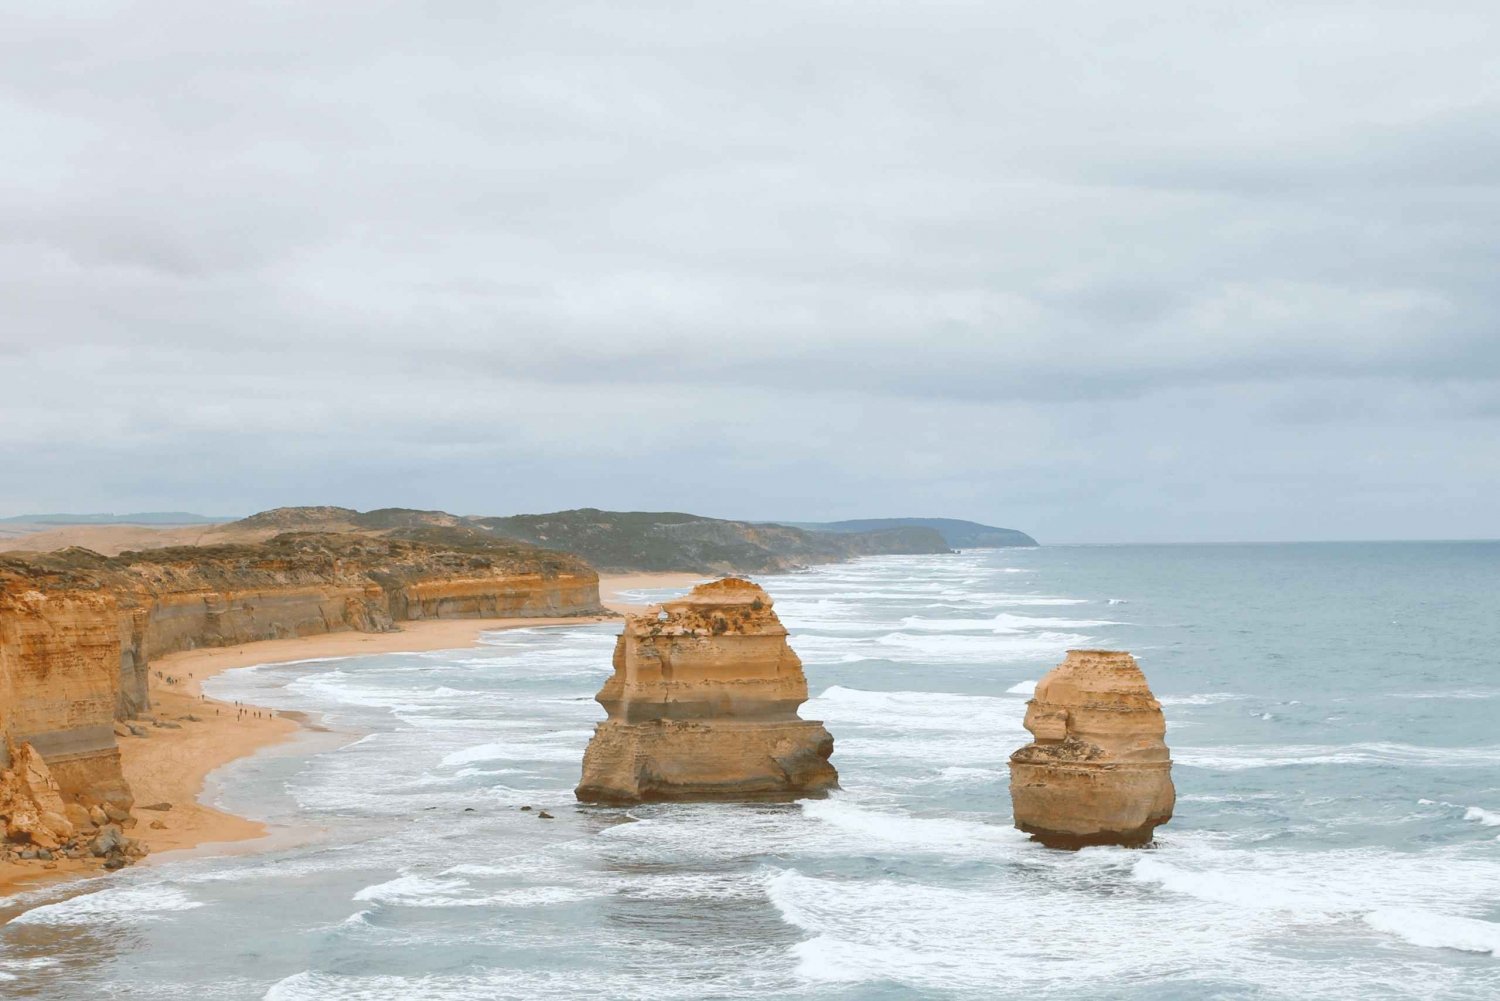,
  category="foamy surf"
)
[799,798,1028,853]
[1175,742,1500,770]
[8,885,205,927]
[1465,806,1500,826]
[1364,909,1500,956]
[13,545,1500,1001]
